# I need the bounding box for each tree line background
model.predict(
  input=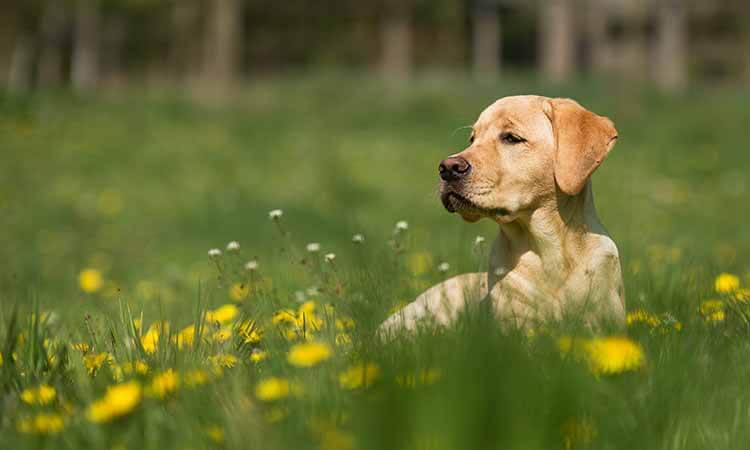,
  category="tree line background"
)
[1,0,749,95]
